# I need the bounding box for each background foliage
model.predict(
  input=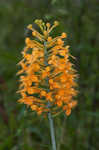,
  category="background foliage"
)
[0,0,99,150]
